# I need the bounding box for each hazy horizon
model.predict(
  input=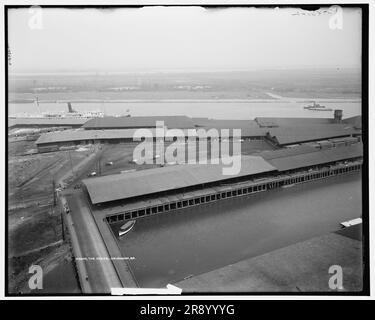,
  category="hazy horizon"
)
[8,66,362,76]
[7,6,362,74]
